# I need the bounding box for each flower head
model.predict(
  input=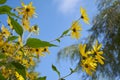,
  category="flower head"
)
[7,16,13,29]
[92,40,104,65]
[15,71,24,80]
[41,47,50,54]
[22,17,30,31]
[70,21,82,39]
[81,57,97,75]
[1,25,10,38]
[79,44,89,60]
[80,7,89,24]
[18,36,23,47]
[30,25,40,34]
[19,2,35,18]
